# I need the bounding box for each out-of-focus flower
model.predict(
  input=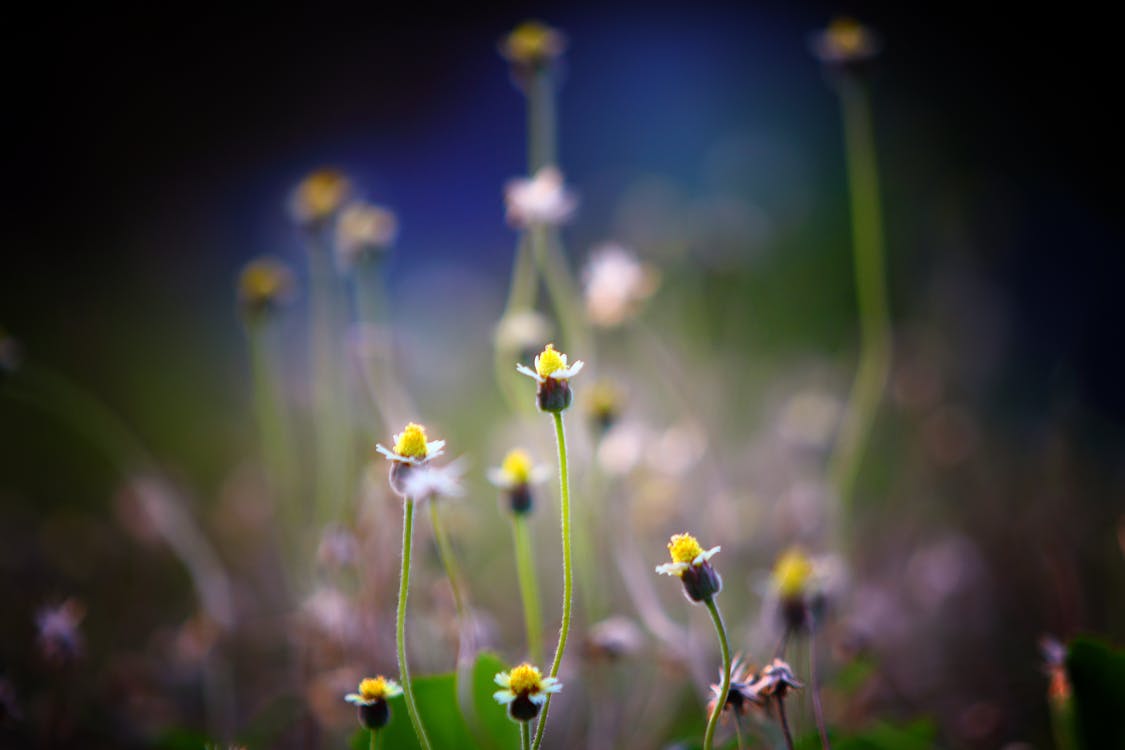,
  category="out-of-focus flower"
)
[493,663,562,722]
[494,310,553,360]
[770,548,845,632]
[597,422,647,476]
[585,379,624,436]
[400,459,466,503]
[317,525,359,571]
[499,21,567,71]
[809,17,880,67]
[488,449,550,515]
[346,676,403,730]
[336,201,398,269]
[747,658,803,701]
[707,655,761,721]
[656,532,722,602]
[301,587,359,644]
[238,257,296,320]
[505,167,577,228]
[517,343,584,413]
[36,598,85,665]
[584,616,645,661]
[289,168,352,228]
[582,244,660,328]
